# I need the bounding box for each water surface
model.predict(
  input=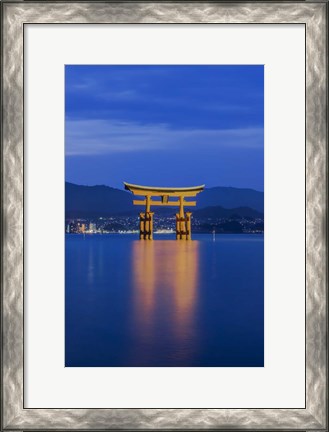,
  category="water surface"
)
[65,234,264,366]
